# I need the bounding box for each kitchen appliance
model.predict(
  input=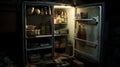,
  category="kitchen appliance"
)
[22,1,104,67]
